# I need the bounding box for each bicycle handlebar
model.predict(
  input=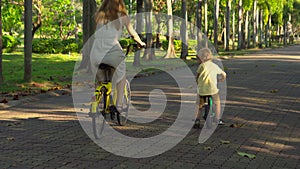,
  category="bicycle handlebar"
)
[125,43,146,56]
